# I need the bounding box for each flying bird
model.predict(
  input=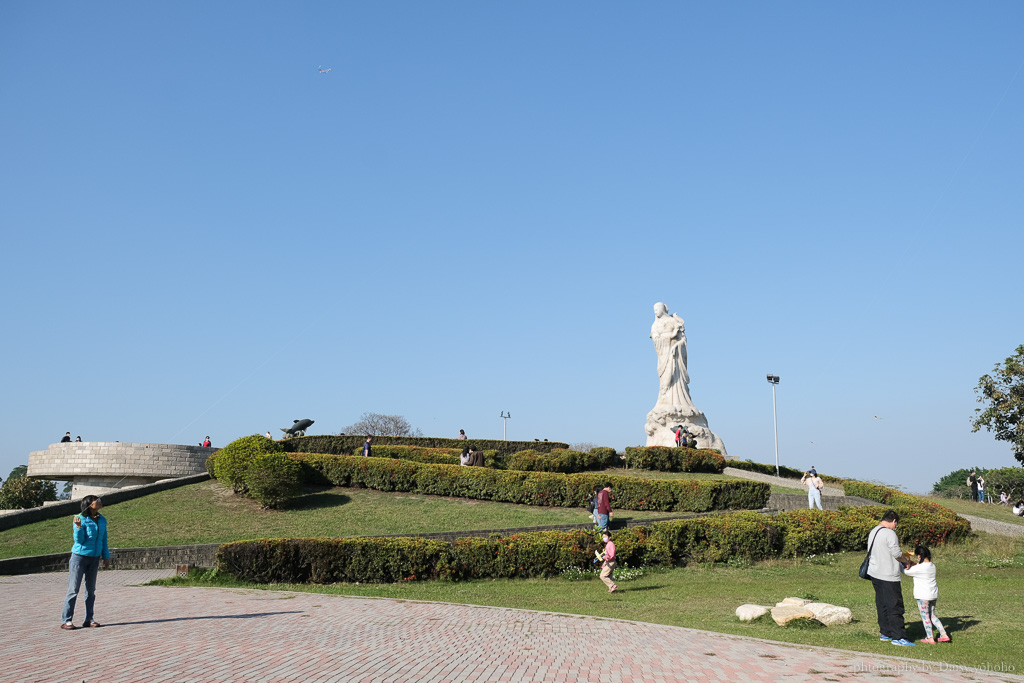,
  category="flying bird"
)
[874,415,884,420]
[317,65,331,74]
